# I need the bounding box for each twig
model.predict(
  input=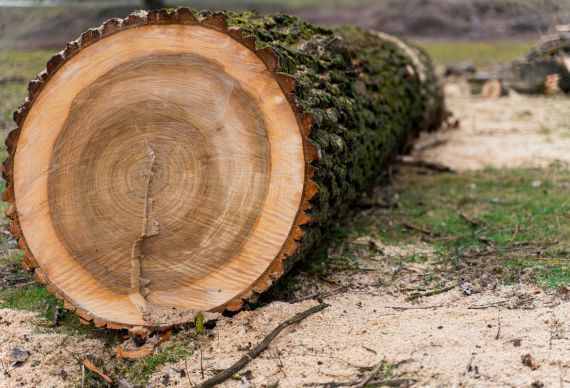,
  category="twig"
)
[468,300,509,310]
[355,360,384,388]
[509,223,519,244]
[459,212,479,227]
[80,364,85,388]
[387,304,444,310]
[495,314,501,340]
[394,154,452,172]
[272,346,287,378]
[402,221,432,235]
[199,348,204,379]
[11,280,37,288]
[195,302,329,388]
[304,378,417,387]
[549,311,557,350]
[184,359,193,387]
[290,285,347,304]
[405,284,456,301]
